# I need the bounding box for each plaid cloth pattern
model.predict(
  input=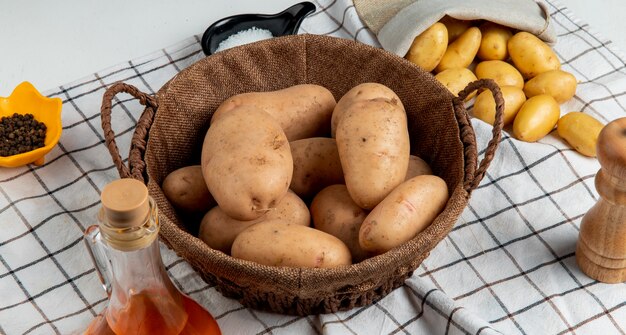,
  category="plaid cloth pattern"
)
[1,0,626,334]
